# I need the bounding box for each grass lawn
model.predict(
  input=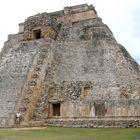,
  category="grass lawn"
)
[0,127,139,140]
